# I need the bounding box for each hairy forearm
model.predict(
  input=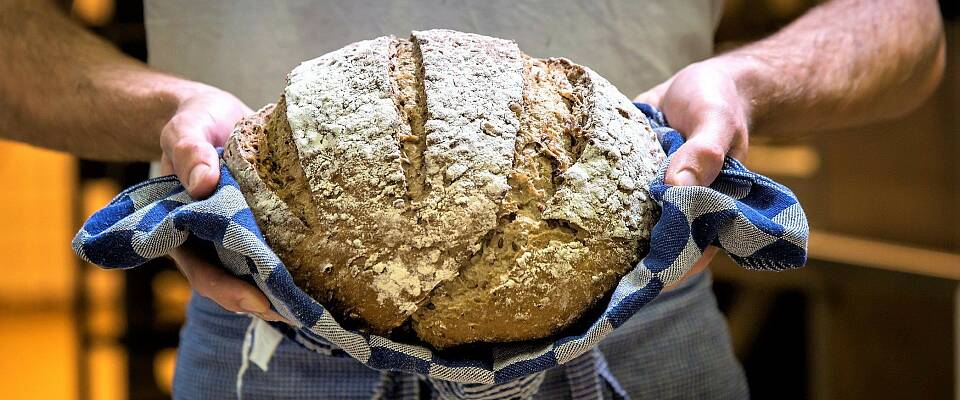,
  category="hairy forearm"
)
[0,0,202,160]
[720,0,946,136]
